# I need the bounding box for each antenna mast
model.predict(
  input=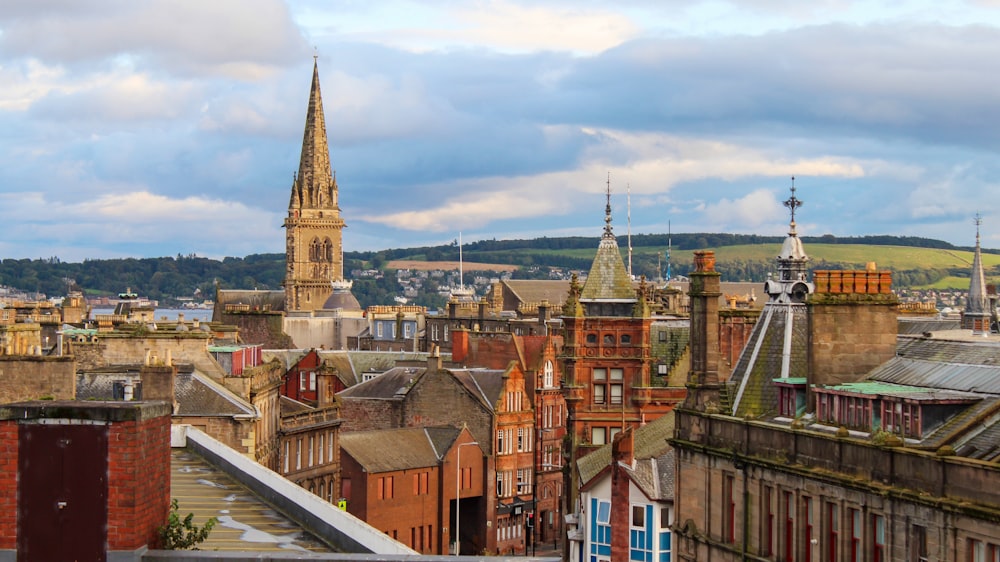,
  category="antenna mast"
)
[627,182,633,278]
[666,220,672,283]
